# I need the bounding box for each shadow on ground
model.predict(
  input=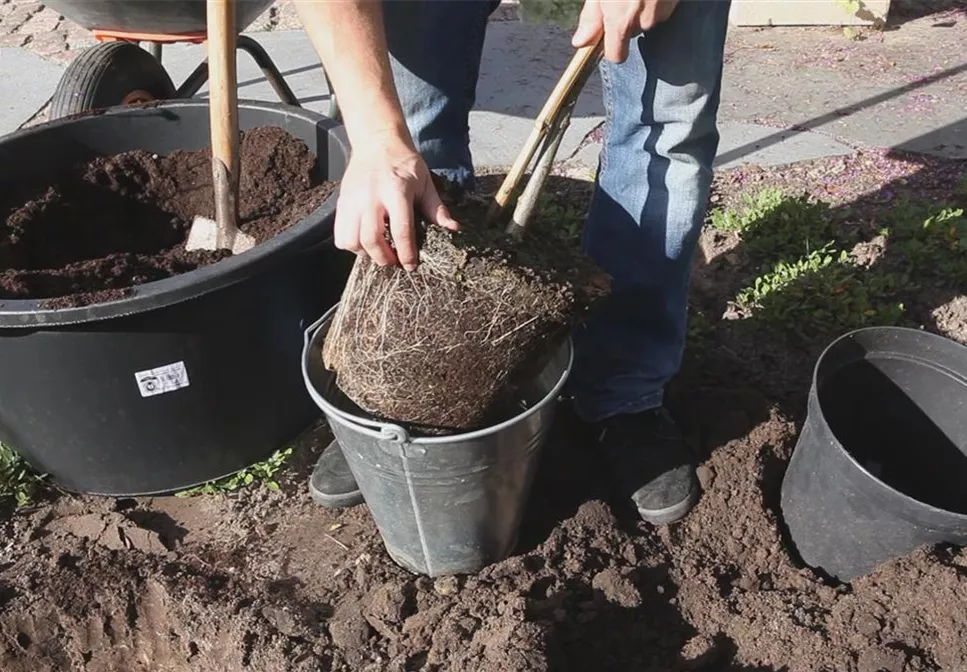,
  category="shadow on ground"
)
[887,0,967,27]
